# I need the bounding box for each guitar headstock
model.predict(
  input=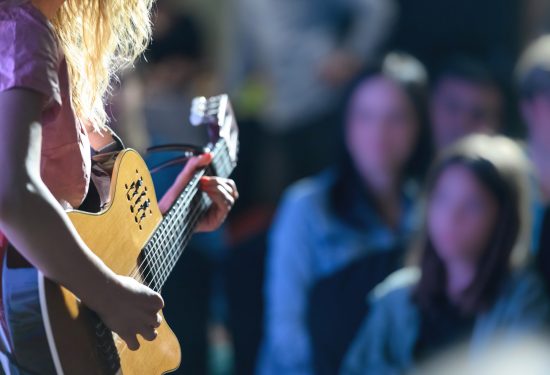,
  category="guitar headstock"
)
[190,94,239,169]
